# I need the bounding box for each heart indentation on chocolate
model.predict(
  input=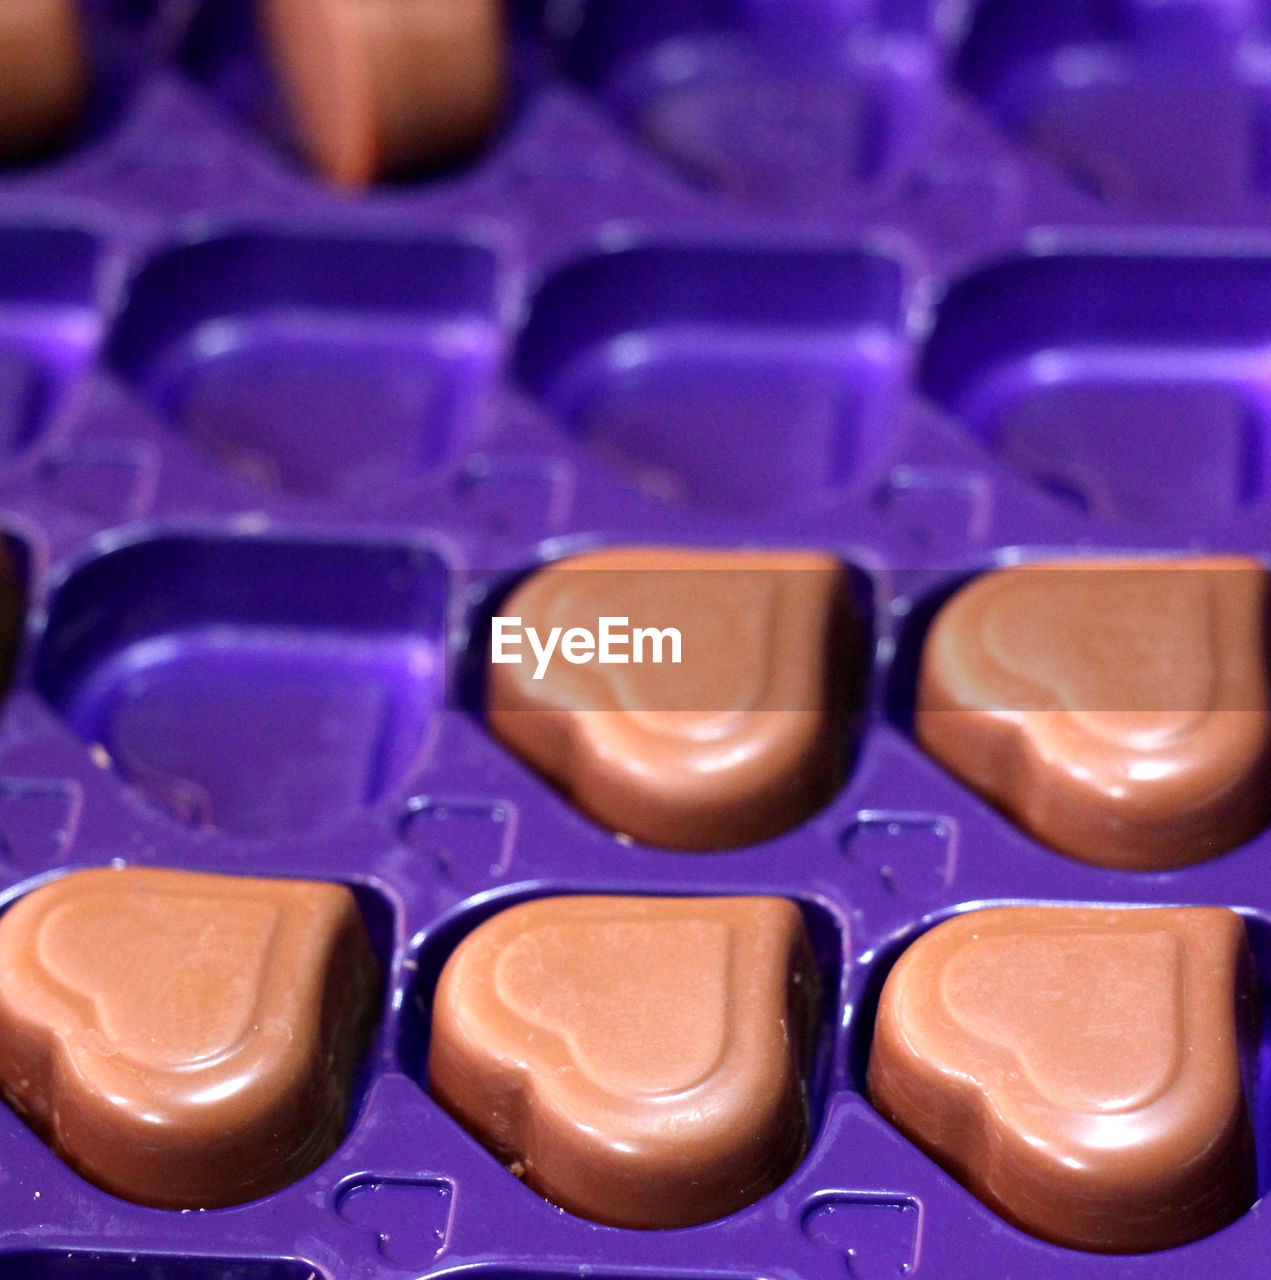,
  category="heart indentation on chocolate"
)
[940,928,1185,1113]
[981,571,1216,746]
[38,890,279,1069]
[494,917,731,1096]
[539,569,779,733]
